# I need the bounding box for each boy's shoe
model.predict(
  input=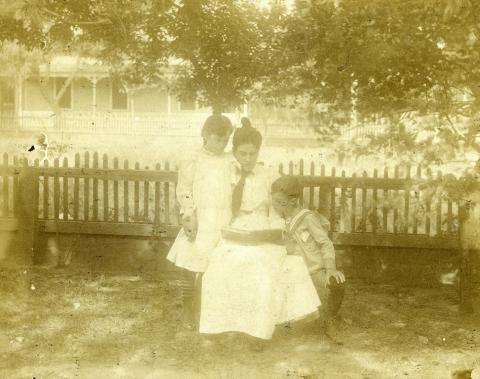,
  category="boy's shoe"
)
[323,318,344,345]
[303,316,344,344]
